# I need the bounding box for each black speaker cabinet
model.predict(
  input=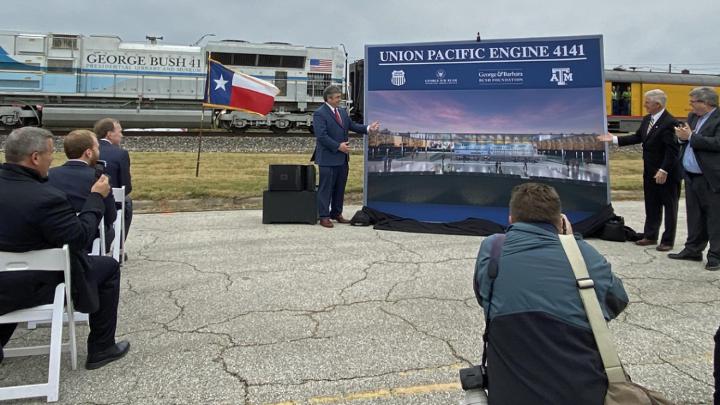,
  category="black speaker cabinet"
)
[268,164,317,192]
[262,190,318,224]
[268,165,304,191]
[305,164,316,191]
